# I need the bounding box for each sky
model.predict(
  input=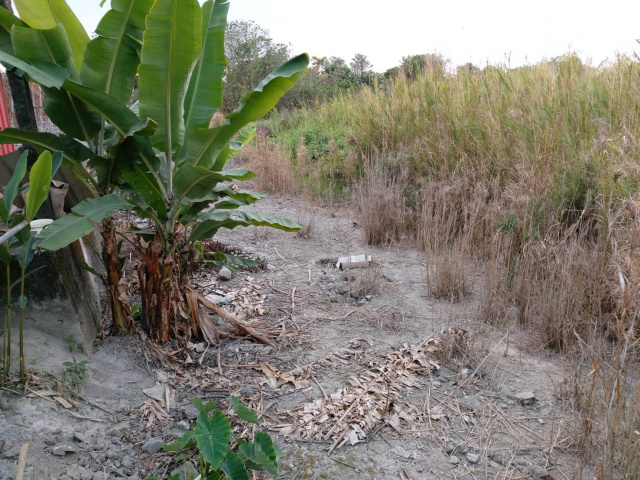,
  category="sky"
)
[62,0,640,72]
